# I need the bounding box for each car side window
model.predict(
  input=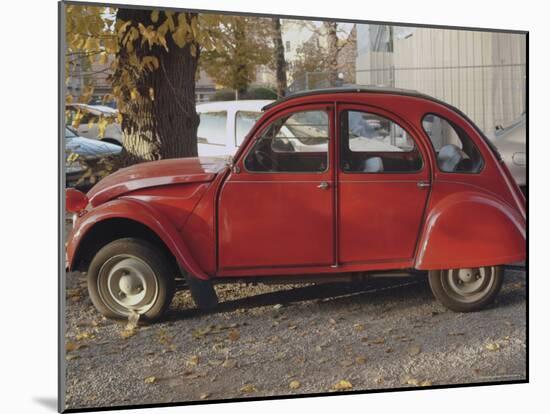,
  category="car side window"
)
[422,114,483,173]
[244,110,329,173]
[340,110,422,173]
[198,111,227,146]
[235,111,263,146]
